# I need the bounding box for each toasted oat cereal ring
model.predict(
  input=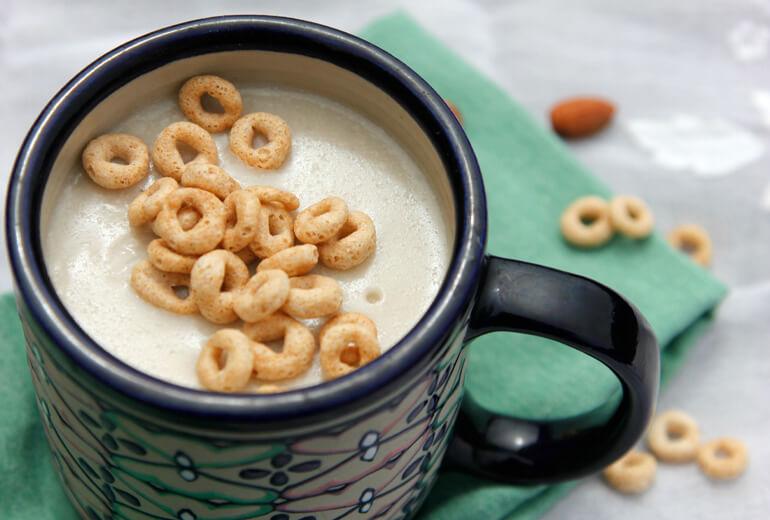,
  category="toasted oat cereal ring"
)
[697,437,748,480]
[181,163,241,200]
[230,113,291,170]
[647,410,700,463]
[320,314,378,367]
[147,239,199,274]
[602,450,656,494]
[233,269,290,322]
[246,185,300,211]
[151,206,201,235]
[249,204,294,259]
[294,197,348,244]
[190,250,250,324]
[130,260,197,314]
[319,312,378,345]
[82,133,149,189]
[243,313,315,381]
[668,224,712,266]
[152,121,218,181]
[609,195,654,239]
[560,196,613,248]
[318,211,376,270]
[282,275,342,319]
[445,99,463,125]
[320,323,380,380]
[196,329,254,392]
[257,244,318,277]
[319,313,377,342]
[128,177,179,227]
[222,189,261,253]
[154,188,226,255]
[178,75,243,133]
